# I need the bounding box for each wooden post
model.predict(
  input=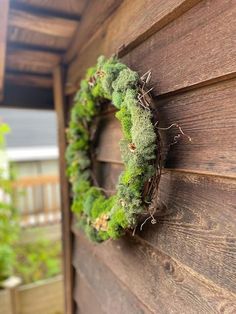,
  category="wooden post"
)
[2,276,22,314]
[53,65,74,314]
[0,0,9,101]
